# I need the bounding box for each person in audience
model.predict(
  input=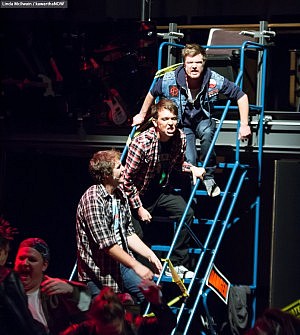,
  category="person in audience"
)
[245,308,300,335]
[59,279,177,335]
[0,216,46,335]
[14,237,91,335]
[76,149,162,304]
